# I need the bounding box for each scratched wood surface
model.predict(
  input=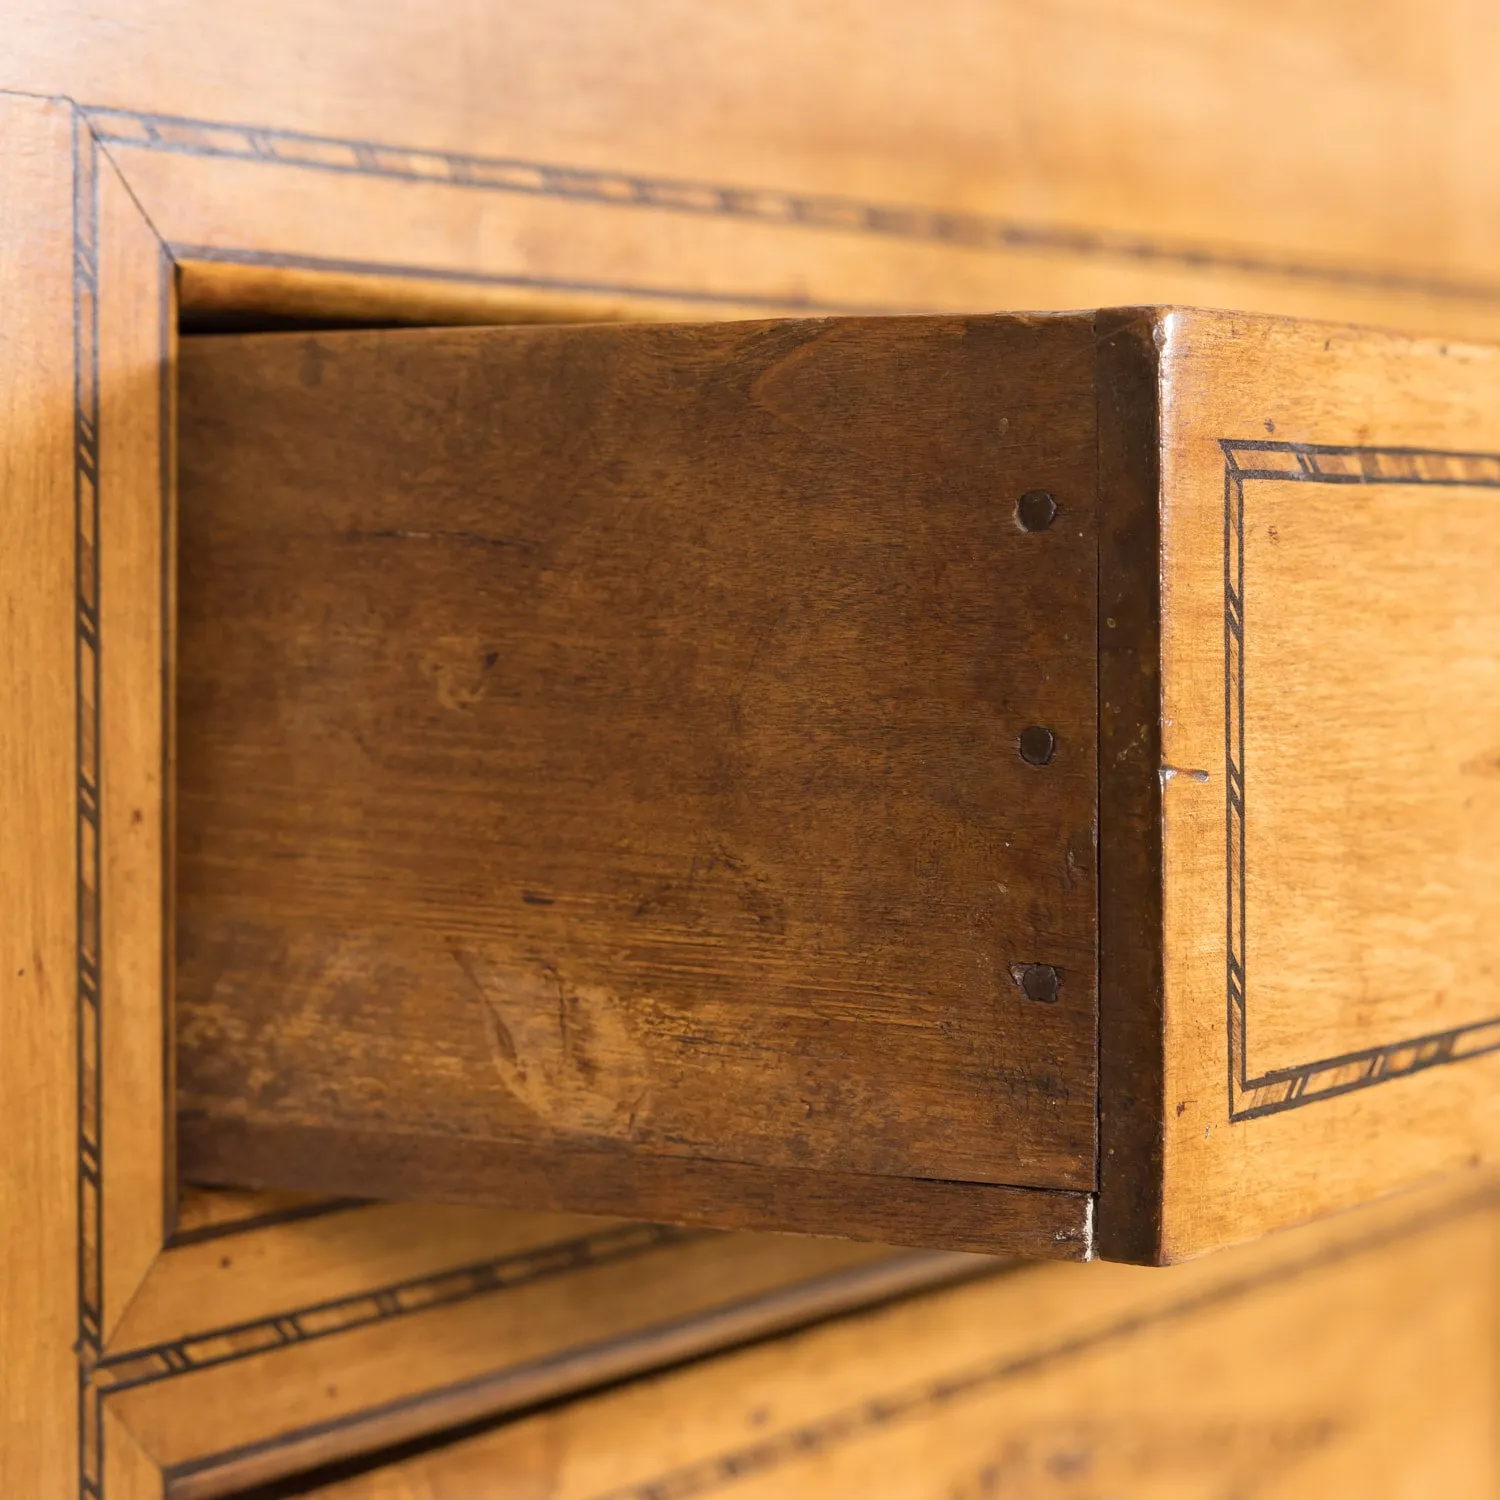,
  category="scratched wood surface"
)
[173,314,1100,1250]
[296,1177,1500,1500]
[175,307,1500,1264]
